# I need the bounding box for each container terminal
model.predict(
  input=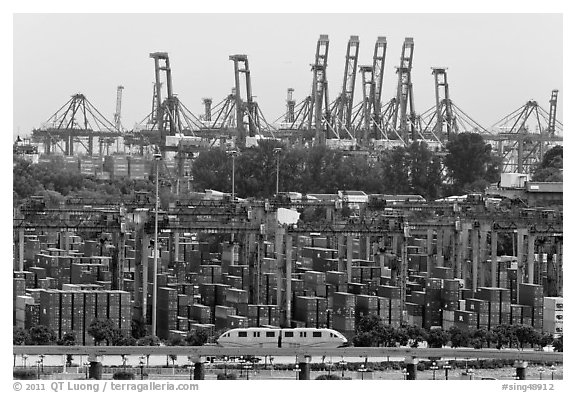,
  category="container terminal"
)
[13,34,562,381]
